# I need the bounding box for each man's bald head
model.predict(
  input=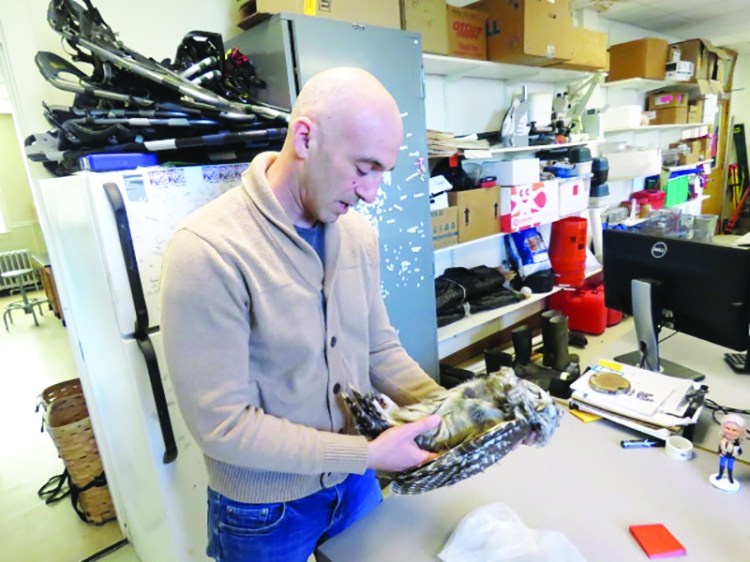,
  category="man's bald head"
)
[289,67,401,137]
[267,67,404,226]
